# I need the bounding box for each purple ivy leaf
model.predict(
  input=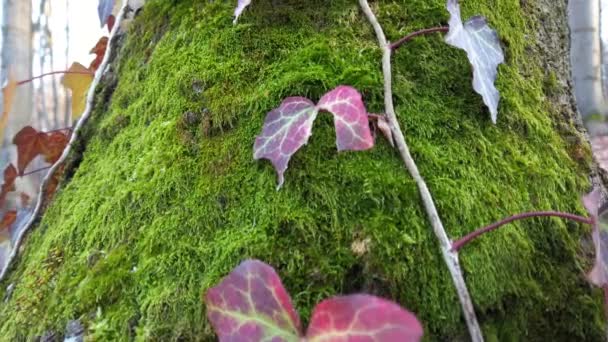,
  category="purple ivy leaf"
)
[304,294,423,342]
[205,260,302,342]
[317,86,374,152]
[445,0,505,124]
[583,189,608,287]
[254,97,318,189]
[97,0,115,27]
[234,0,252,24]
